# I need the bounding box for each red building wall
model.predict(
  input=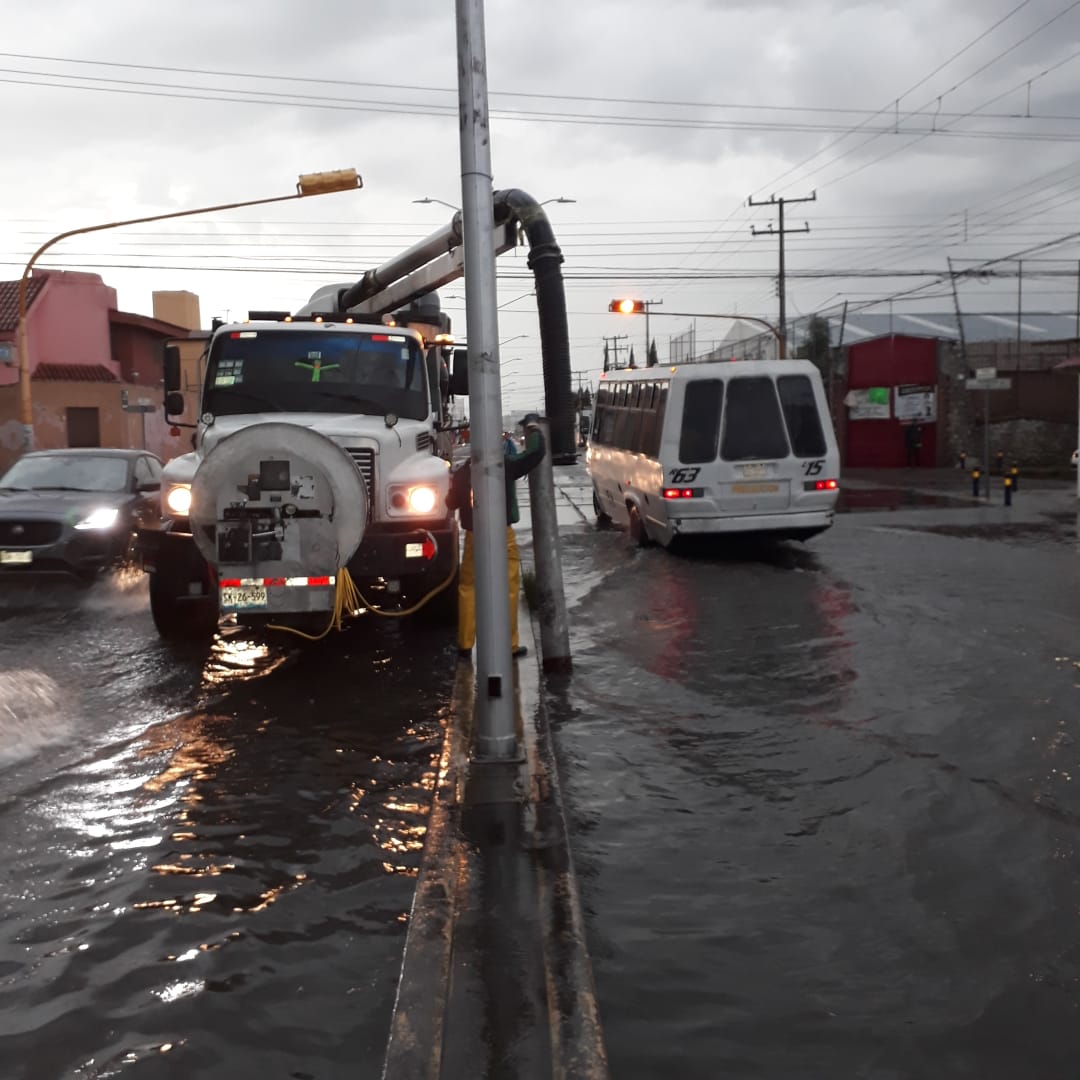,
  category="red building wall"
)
[846,335,939,468]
